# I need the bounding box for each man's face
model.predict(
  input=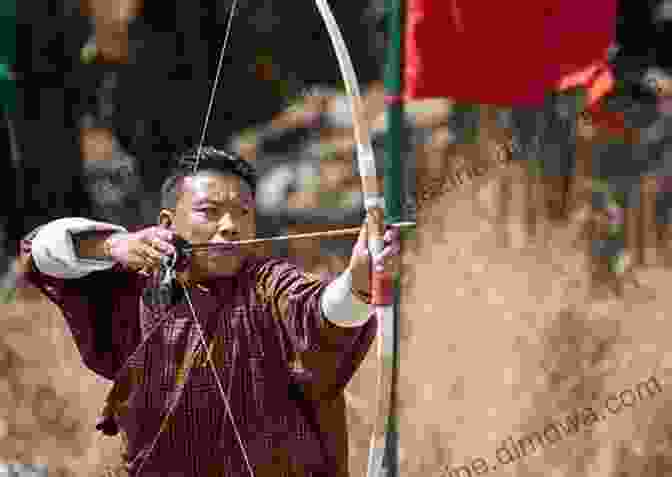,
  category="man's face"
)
[160,171,256,280]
